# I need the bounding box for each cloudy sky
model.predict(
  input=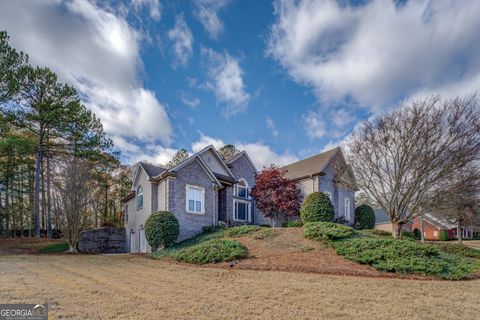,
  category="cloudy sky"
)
[1,0,479,168]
